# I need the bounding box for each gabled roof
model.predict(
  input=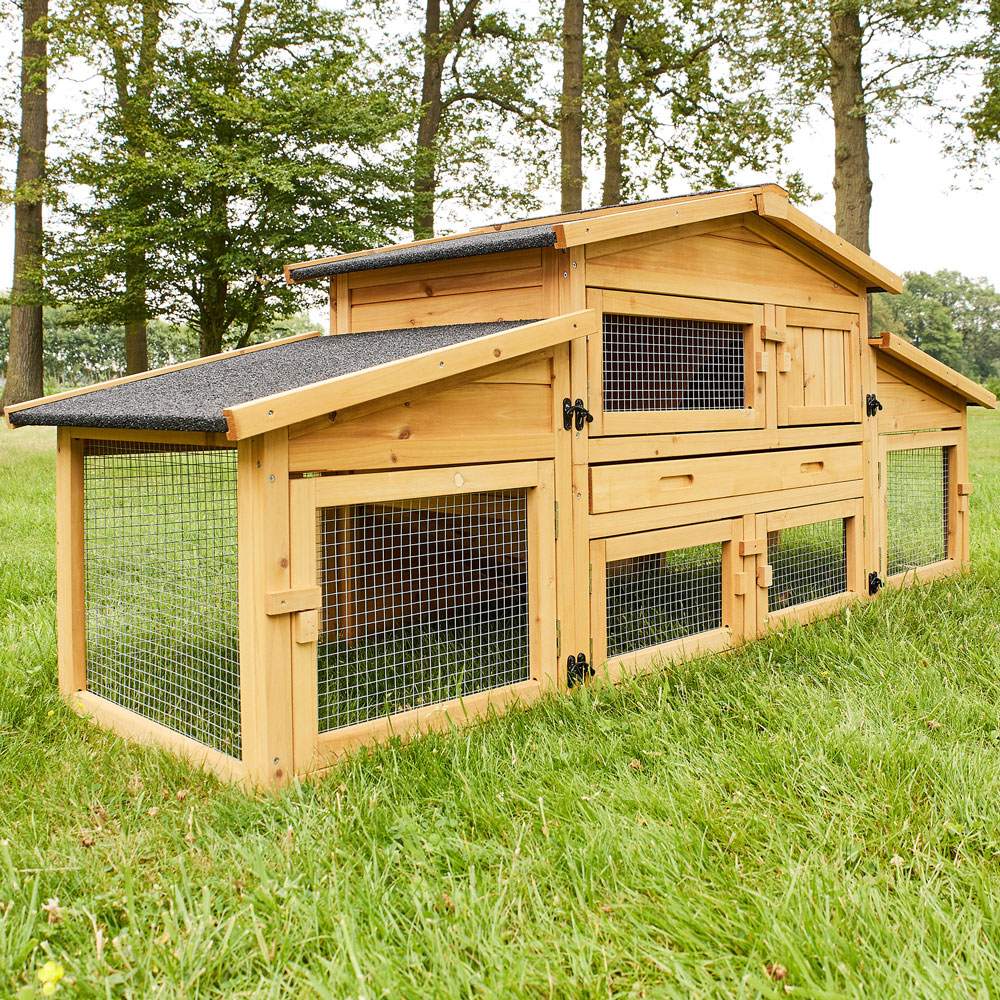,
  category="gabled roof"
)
[285,184,903,295]
[5,313,596,439]
[870,331,996,409]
